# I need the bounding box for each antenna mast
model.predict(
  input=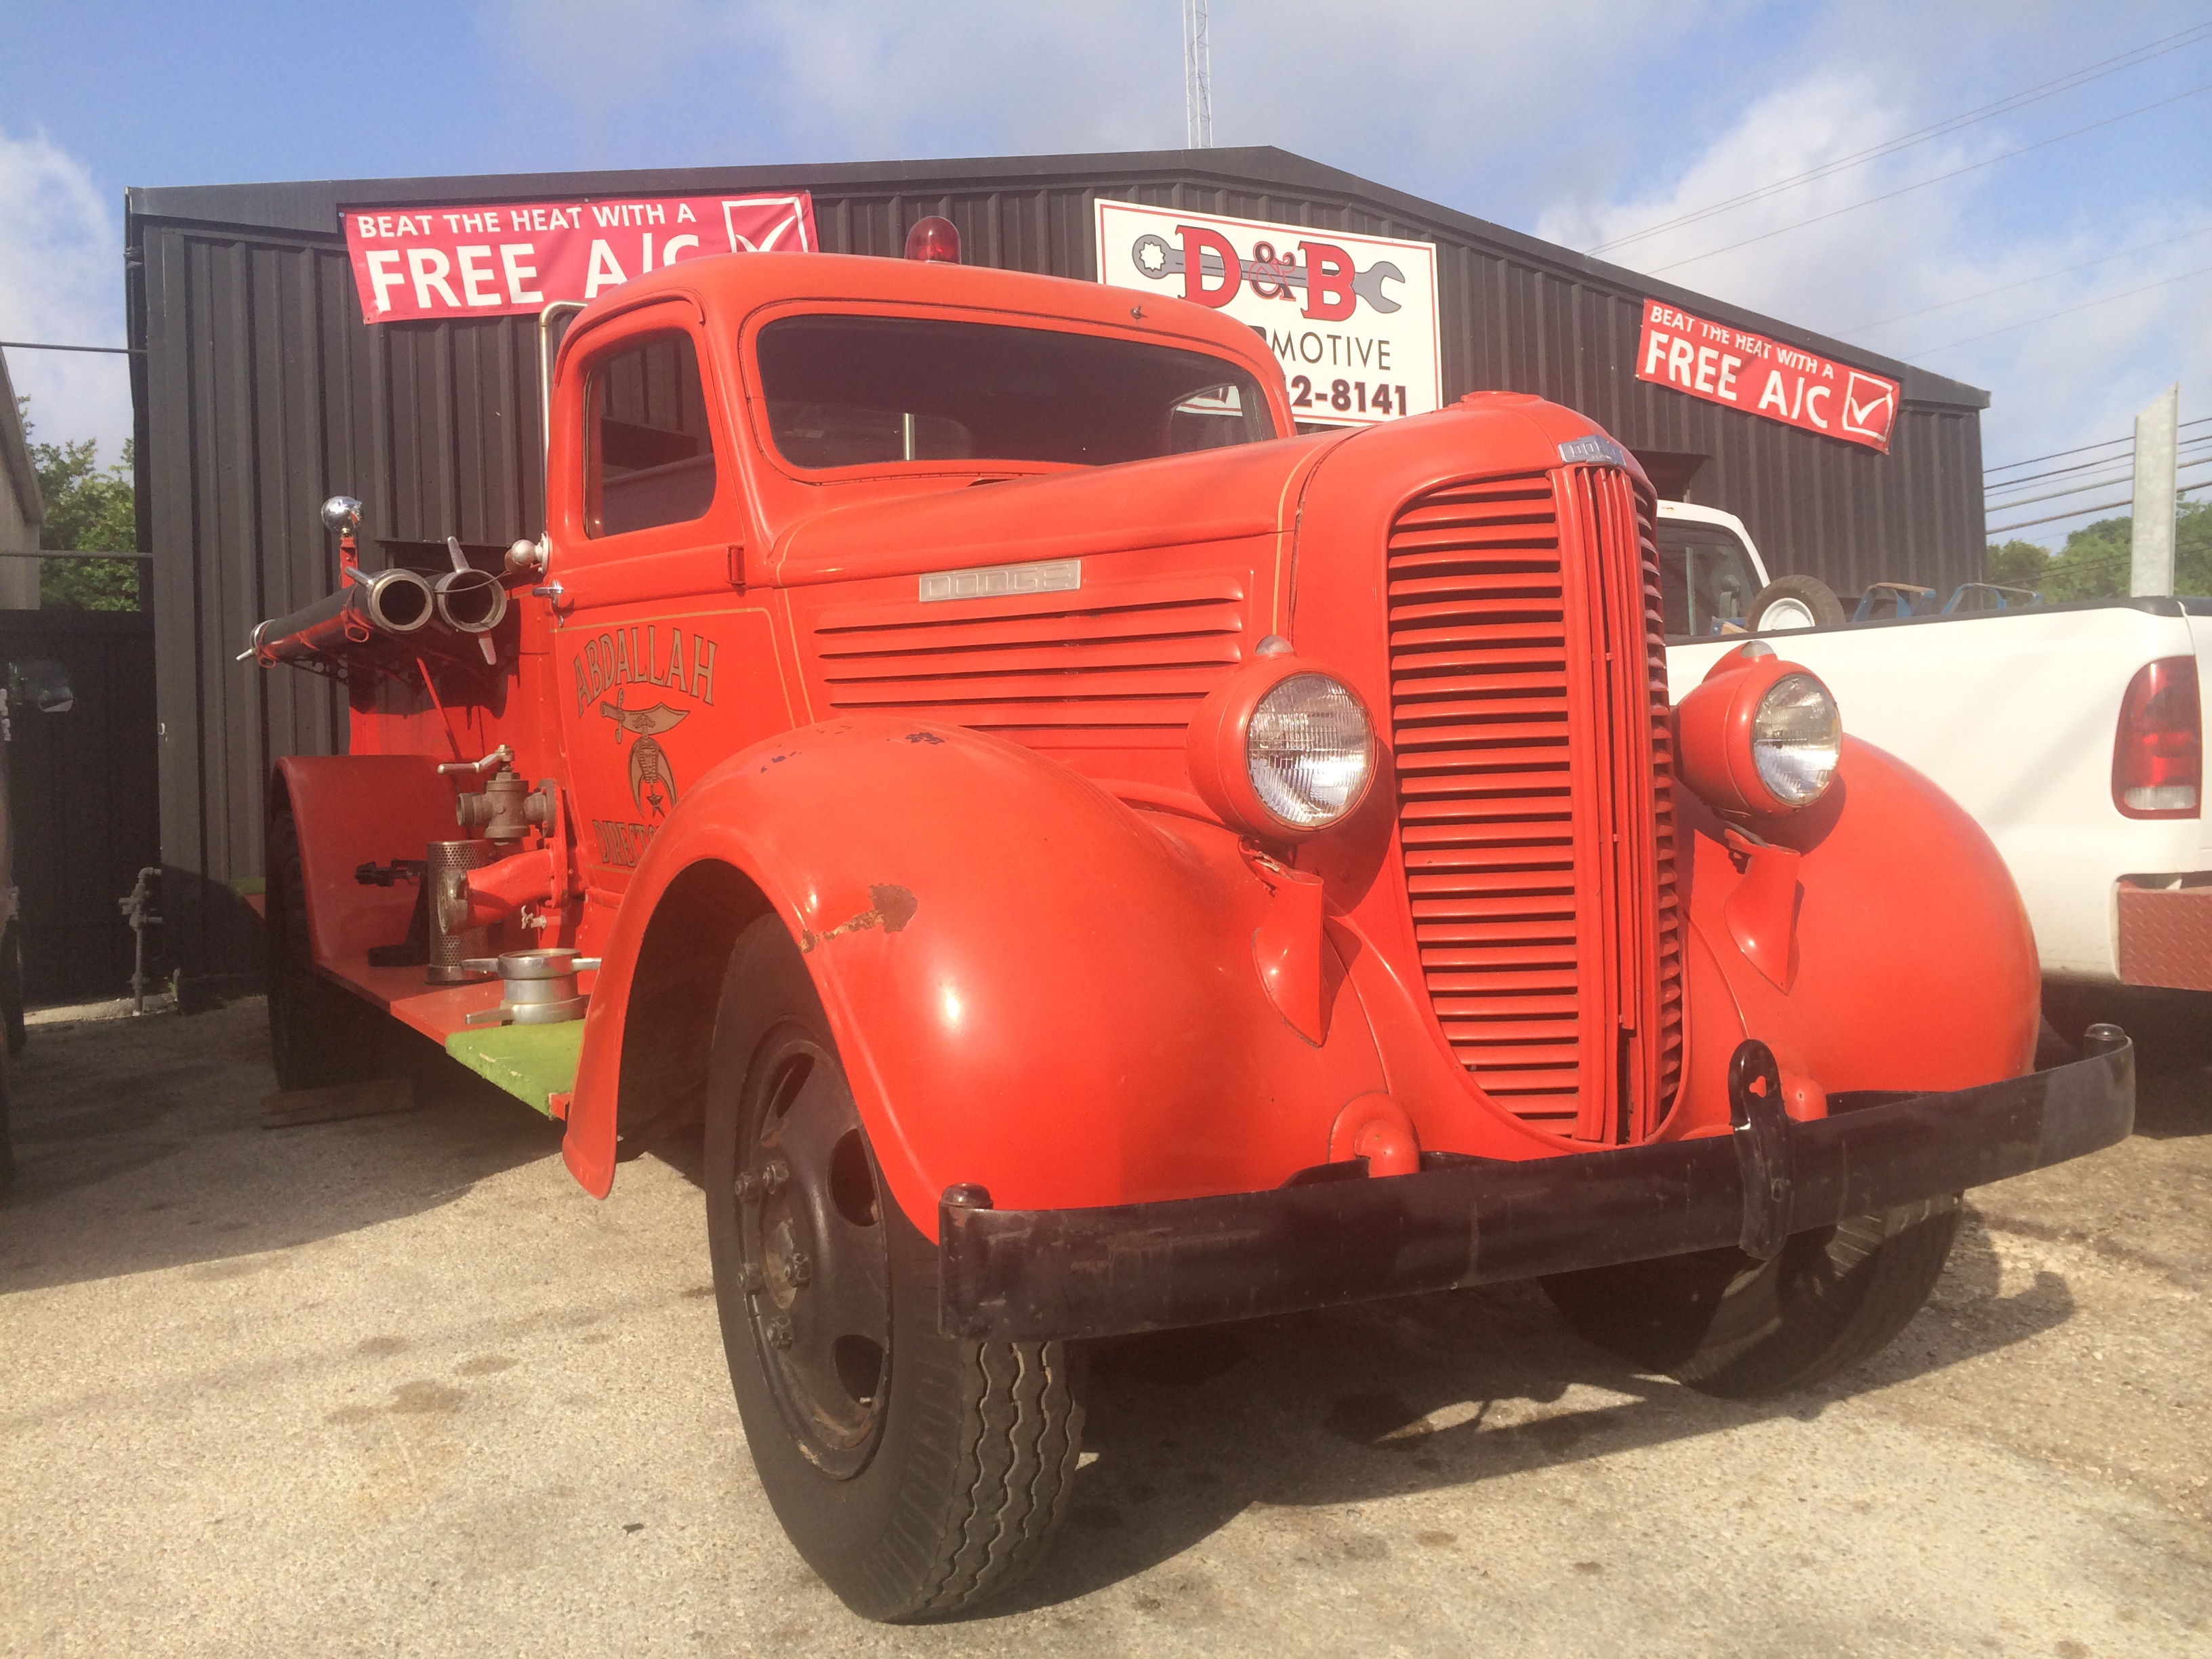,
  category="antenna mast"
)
[1183,0,1213,148]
